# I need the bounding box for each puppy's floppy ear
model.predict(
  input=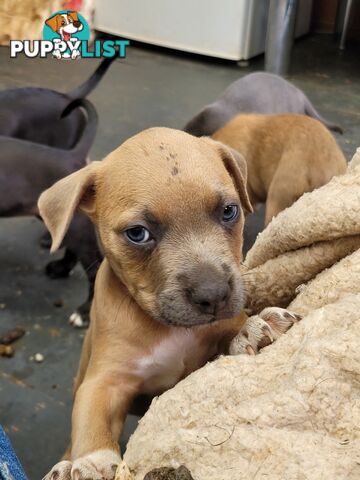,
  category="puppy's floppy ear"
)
[38,162,101,253]
[205,139,253,214]
[68,11,79,22]
[45,14,60,32]
[220,145,253,214]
